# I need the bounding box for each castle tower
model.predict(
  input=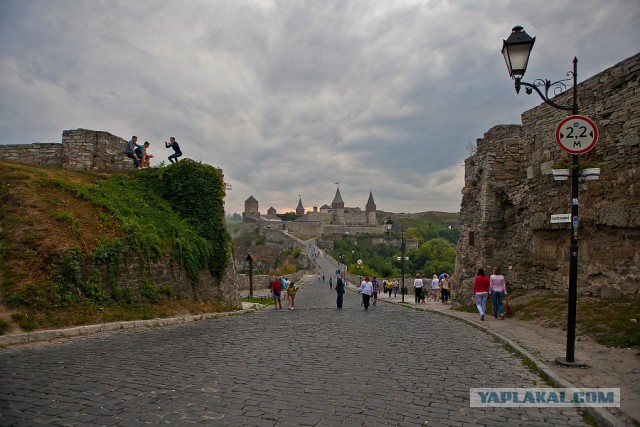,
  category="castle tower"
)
[331,187,345,225]
[365,190,377,225]
[243,195,260,220]
[296,197,305,216]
